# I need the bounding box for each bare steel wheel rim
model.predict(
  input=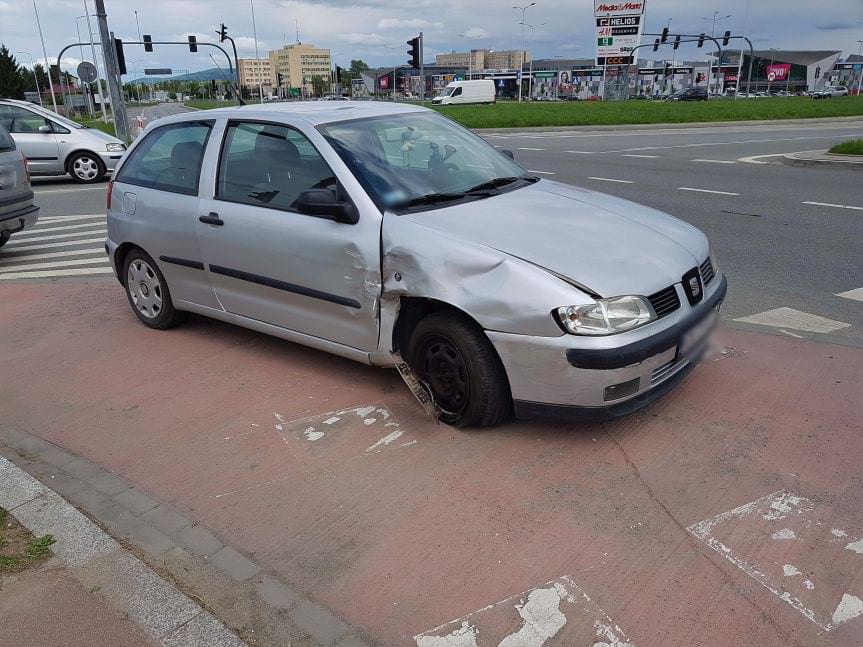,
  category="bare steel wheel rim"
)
[72,155,99,181]
[127,259,163,319]
[417,334,469,415]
